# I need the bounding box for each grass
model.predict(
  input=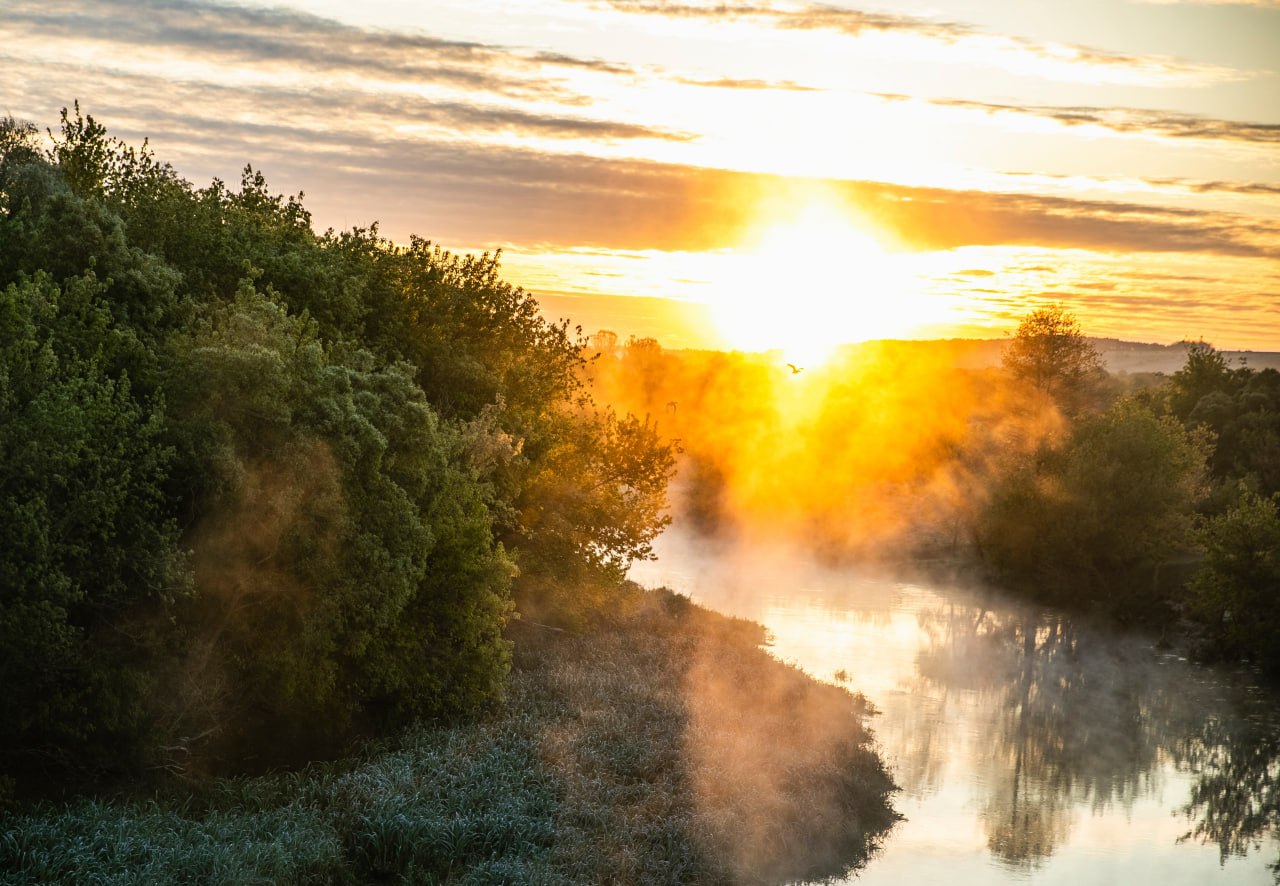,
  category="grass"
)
[0,587,898,885]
